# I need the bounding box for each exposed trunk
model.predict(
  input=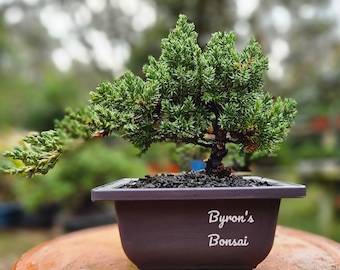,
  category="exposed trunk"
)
[205,129,233,177]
